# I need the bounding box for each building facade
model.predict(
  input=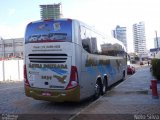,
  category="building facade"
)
[112,25,127,51]
[40,3,62,20]
[133,22,147,56]
[0,38,23,59]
